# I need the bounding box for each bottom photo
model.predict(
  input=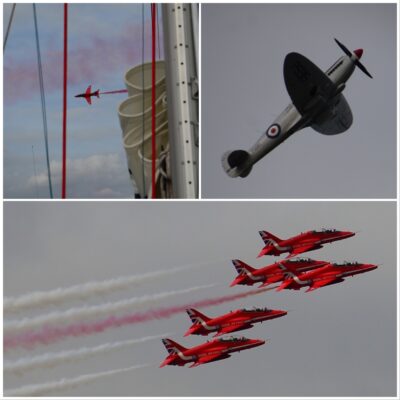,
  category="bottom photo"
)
[3,201,397,397]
